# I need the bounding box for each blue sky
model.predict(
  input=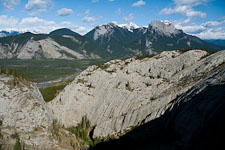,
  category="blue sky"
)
[0,0,225,39]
